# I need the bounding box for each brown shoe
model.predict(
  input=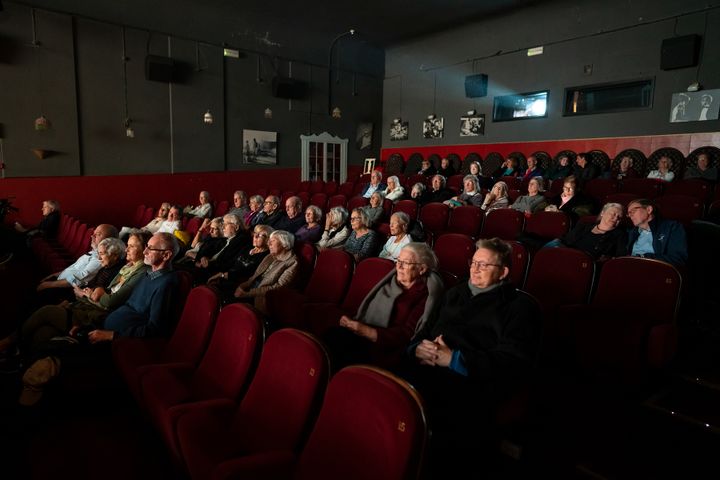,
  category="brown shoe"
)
[19,356,61,406]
